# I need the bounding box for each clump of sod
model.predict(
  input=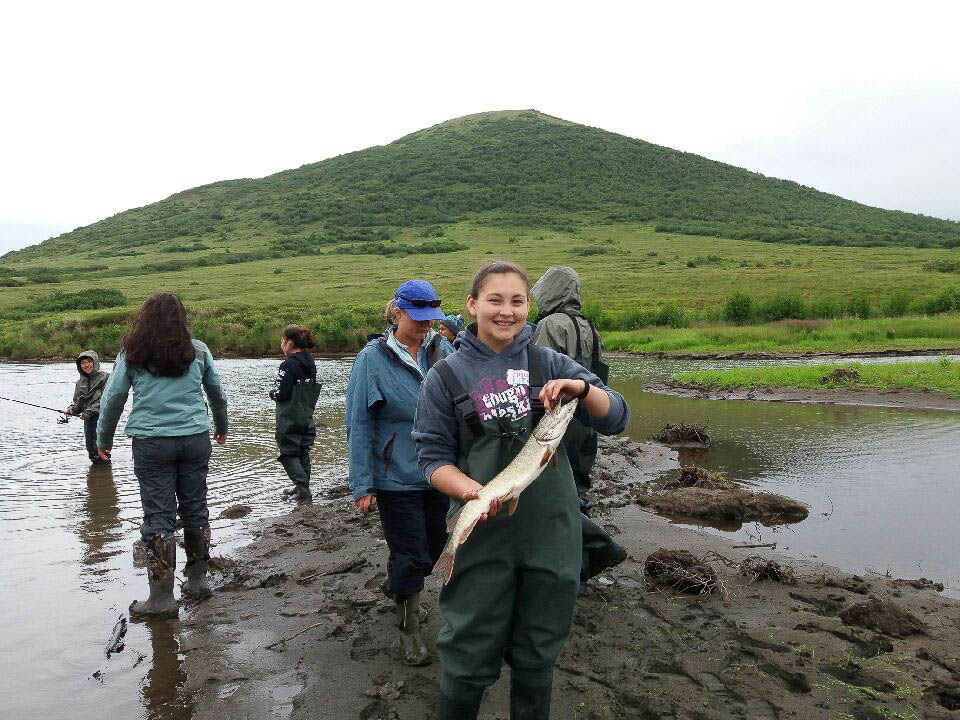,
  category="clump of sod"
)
[653,422,710,447]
